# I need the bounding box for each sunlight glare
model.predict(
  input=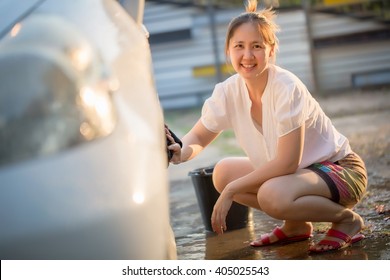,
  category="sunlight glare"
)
[132,192,145,204]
